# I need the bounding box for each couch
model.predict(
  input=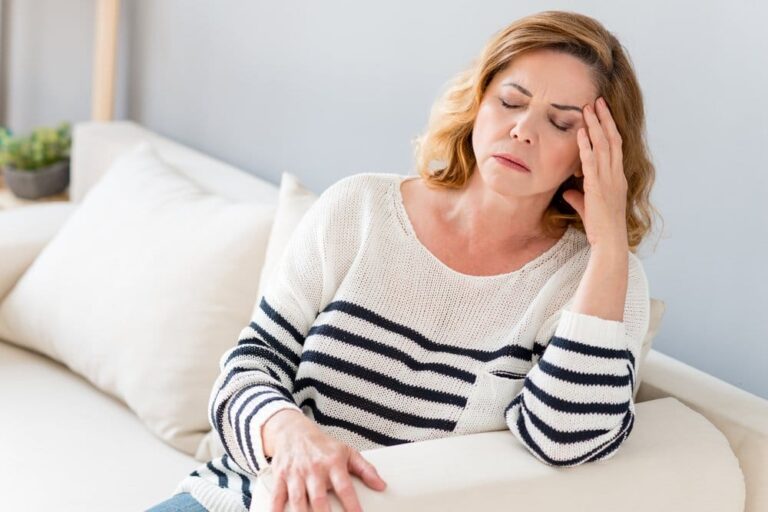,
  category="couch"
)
[0,121,765,512]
